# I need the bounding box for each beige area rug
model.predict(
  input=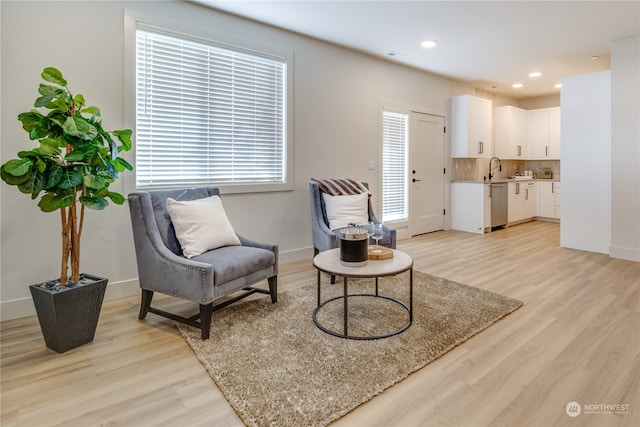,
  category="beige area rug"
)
[178,271,522,427]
